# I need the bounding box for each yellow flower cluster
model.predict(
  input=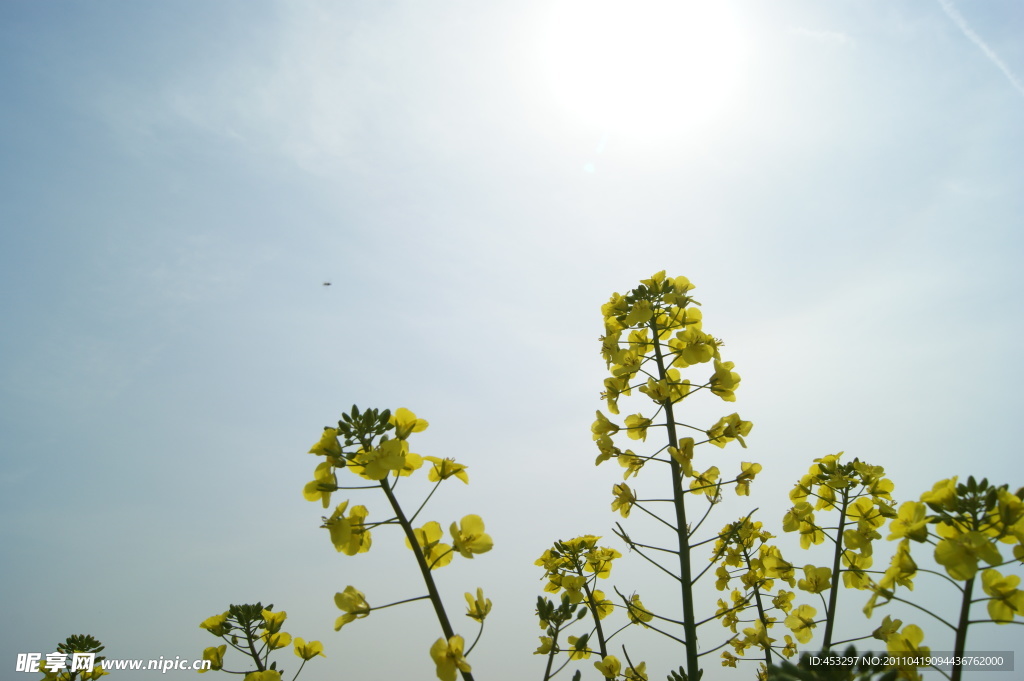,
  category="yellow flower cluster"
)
[305,409,471,509]
[710,518,809,664]
[593,273,761,526]
[304,406,492,681]
[197,605,324,678]
[304,408,435,501]
[534,534,623,661]
[598,272,726,414]
[867,477,1024,625]
[784,454,895,560]
[537,536,622,598]
[304,408,490,567]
